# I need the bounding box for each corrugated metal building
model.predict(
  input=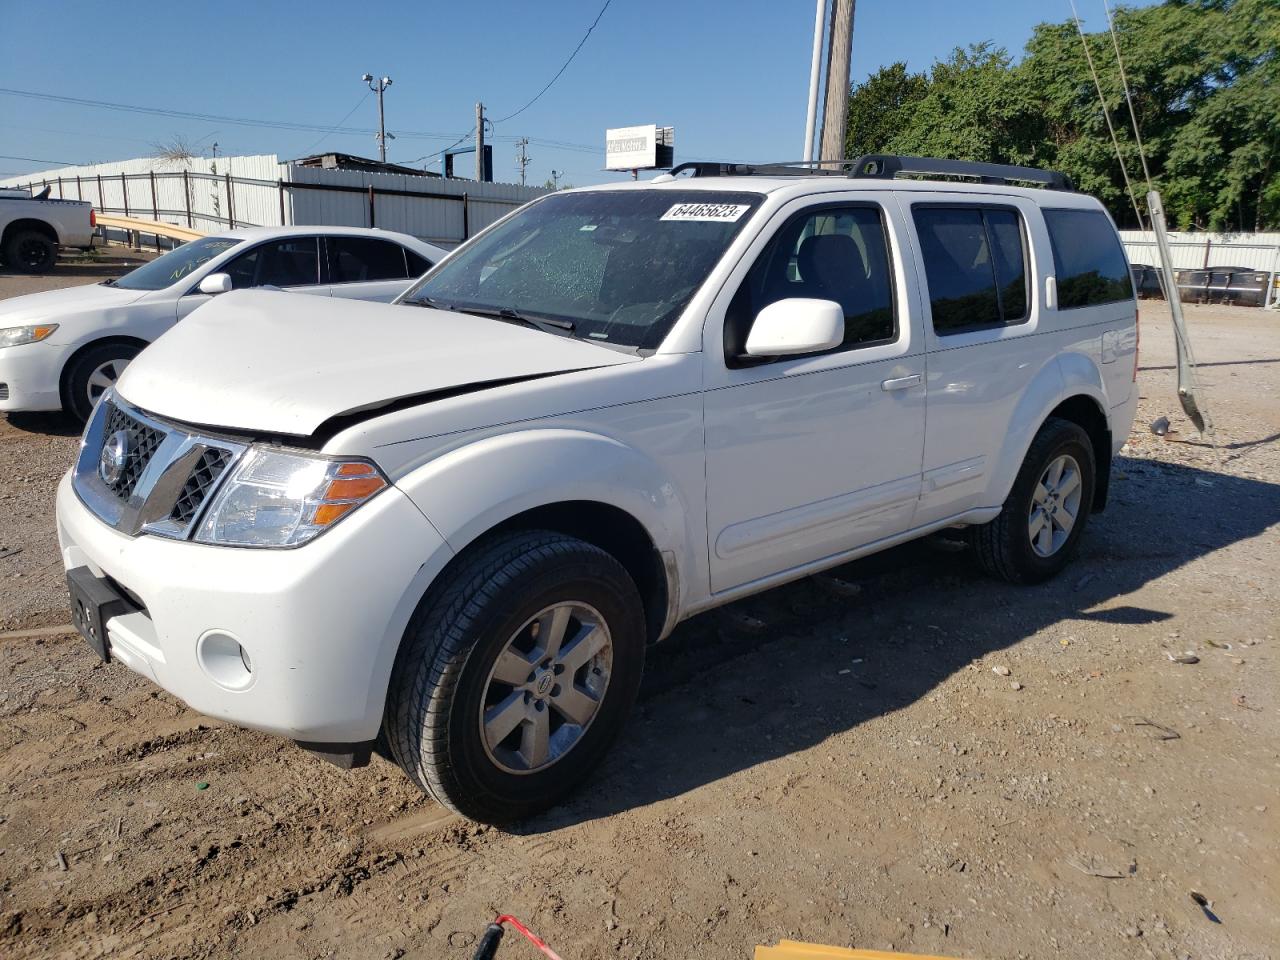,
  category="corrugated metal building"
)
[0,154,549,247]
